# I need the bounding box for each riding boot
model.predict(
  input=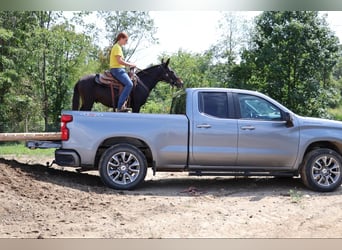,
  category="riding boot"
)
[115,108,132,112]
[115,100,132,112]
